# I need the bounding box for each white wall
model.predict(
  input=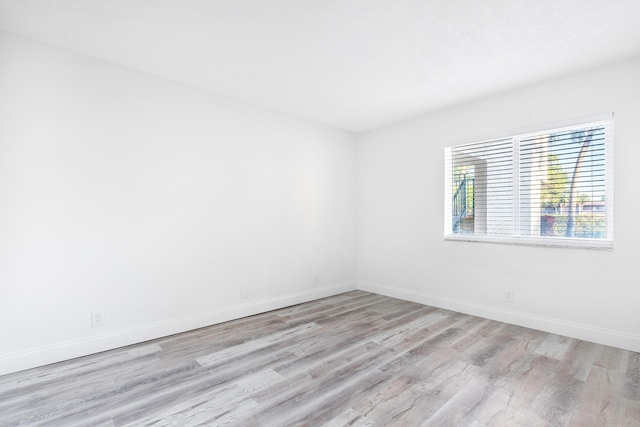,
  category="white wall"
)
[357,57,640,352]
[0,32,357,375]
